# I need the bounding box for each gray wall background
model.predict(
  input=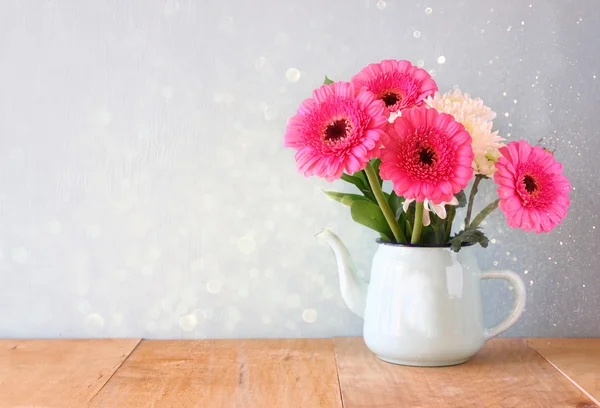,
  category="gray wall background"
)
[0,0,598,338]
